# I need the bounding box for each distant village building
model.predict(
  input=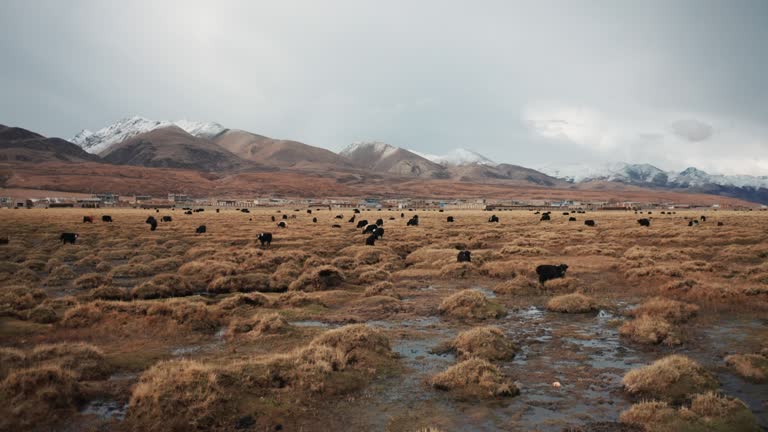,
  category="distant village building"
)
[168,193,192,204]
[95,193,119,205]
